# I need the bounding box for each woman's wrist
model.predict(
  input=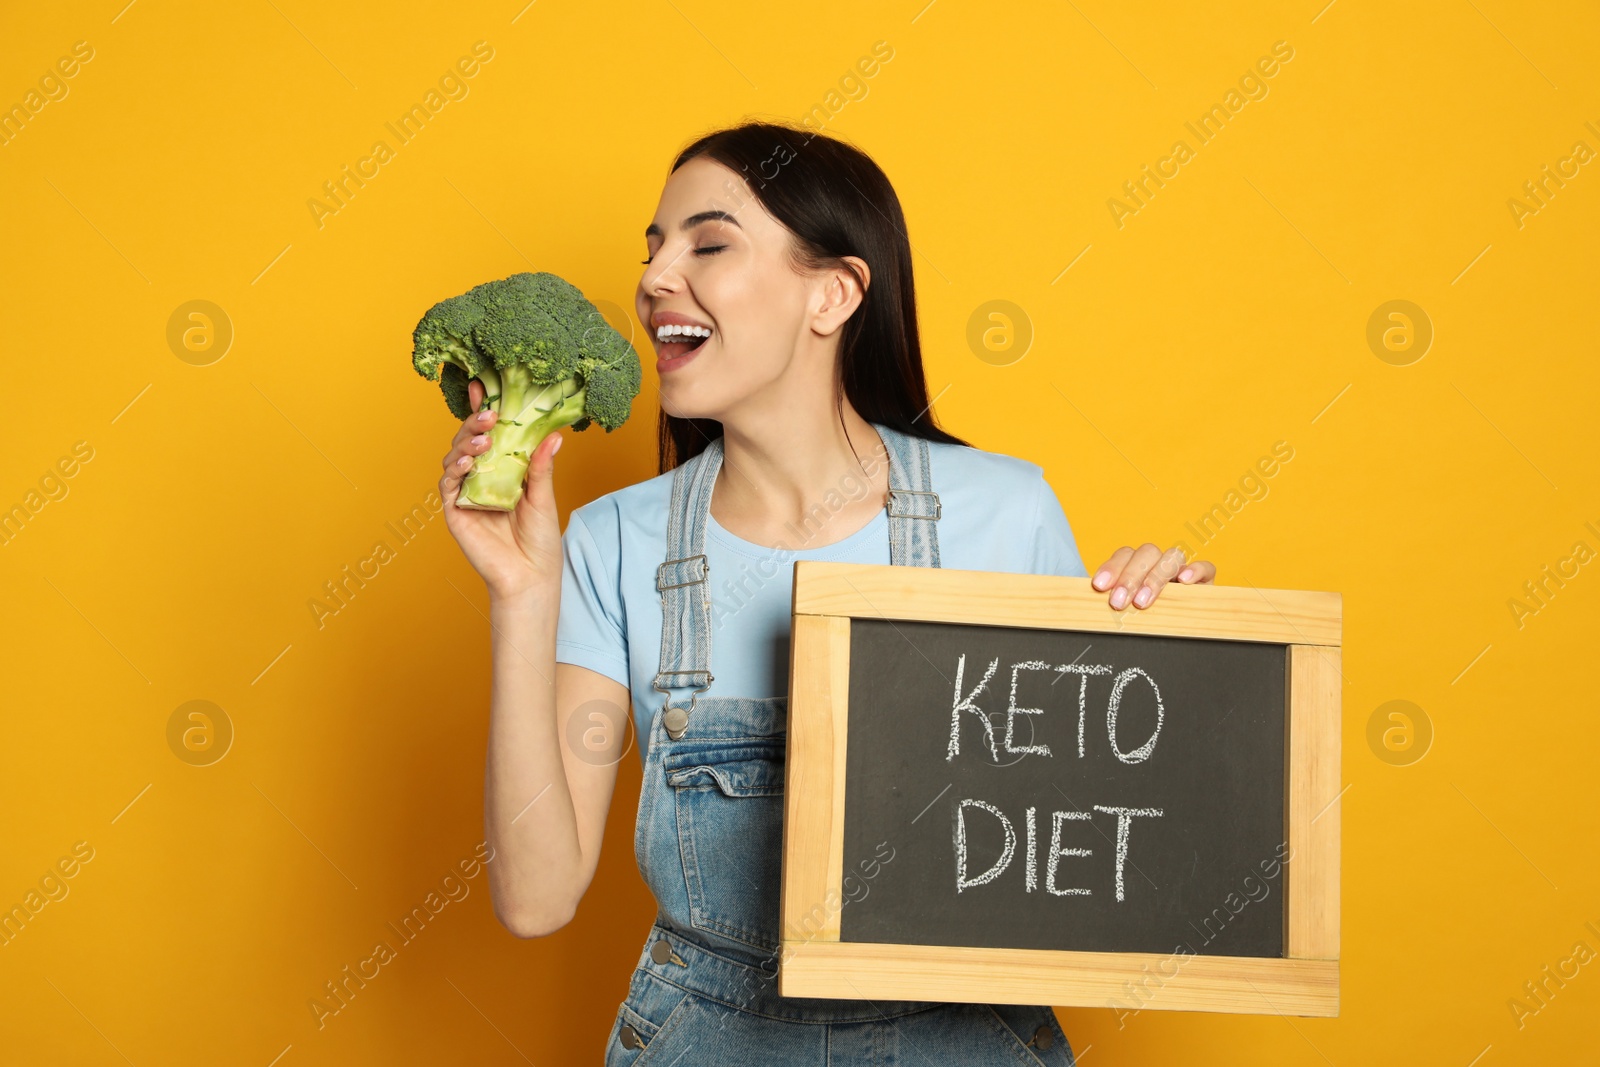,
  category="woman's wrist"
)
[488,580,559,615]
